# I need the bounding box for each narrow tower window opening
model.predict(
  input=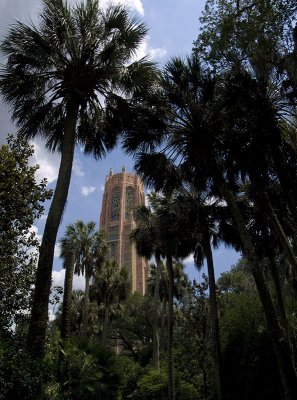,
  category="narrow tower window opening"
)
[111,186,121,221]
[125,186,135,219]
